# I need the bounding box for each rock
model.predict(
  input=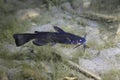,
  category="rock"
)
[79,47,120,74]
[79,58,110,74]
[17,8,40,20]
[99,48,120,64]
[87,20,99,28]
[30,24,53,32]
